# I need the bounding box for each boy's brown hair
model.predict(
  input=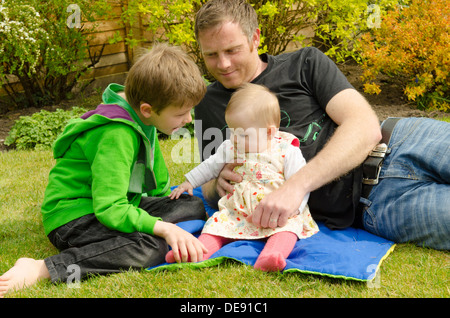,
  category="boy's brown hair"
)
[125,43,206,113]
[226,83,281,127]
[195,0,258,44]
